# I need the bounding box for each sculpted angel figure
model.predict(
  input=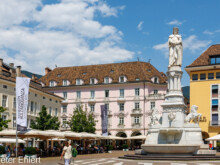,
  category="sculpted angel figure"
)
[150,107,161,126]
[168,27,183,67]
